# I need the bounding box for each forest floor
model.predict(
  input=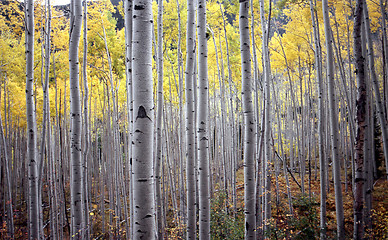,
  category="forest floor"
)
[229,166,388,239]
[3,167,388,239]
